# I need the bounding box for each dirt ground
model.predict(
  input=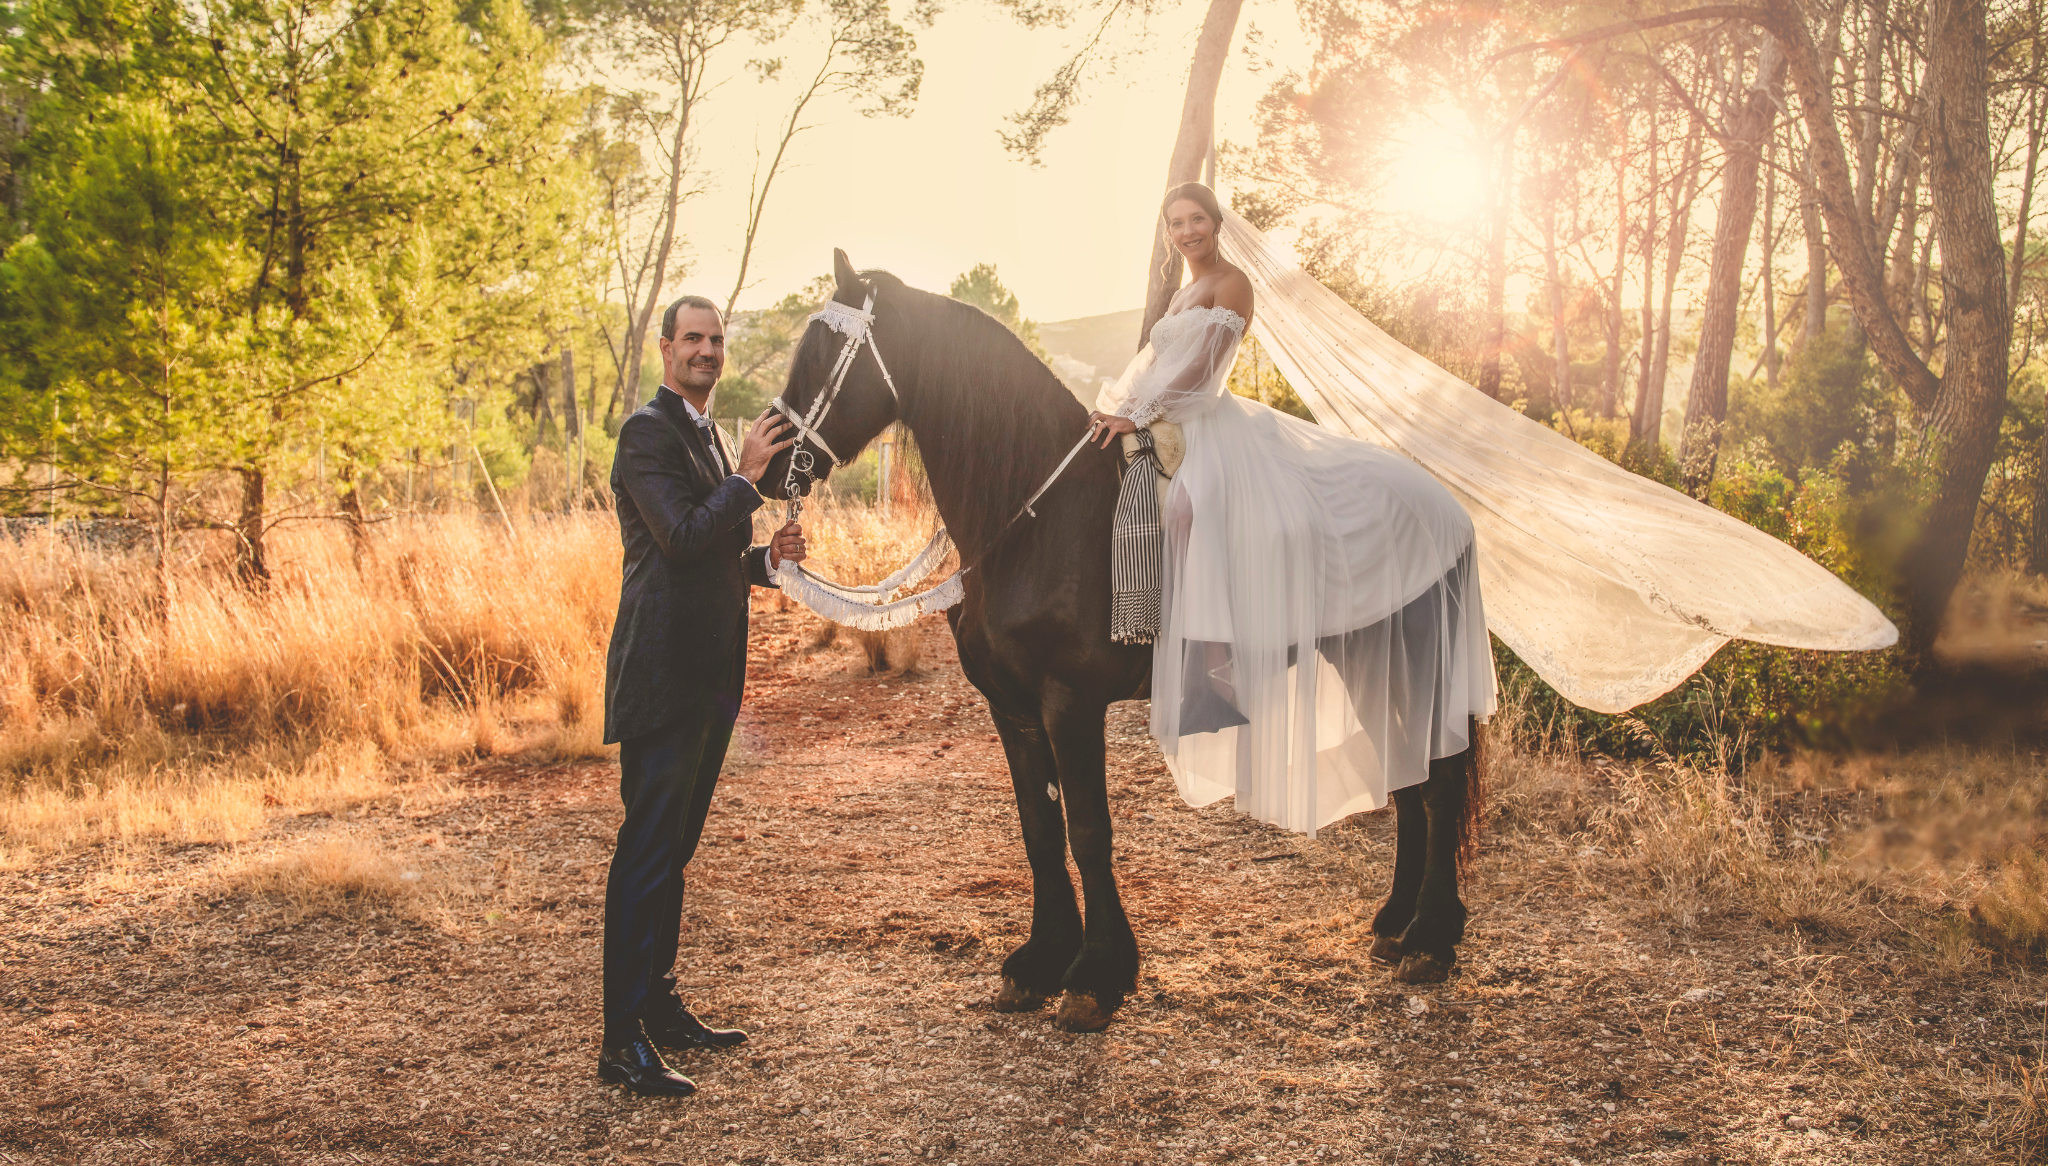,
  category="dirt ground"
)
[3,607,2046,1166]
